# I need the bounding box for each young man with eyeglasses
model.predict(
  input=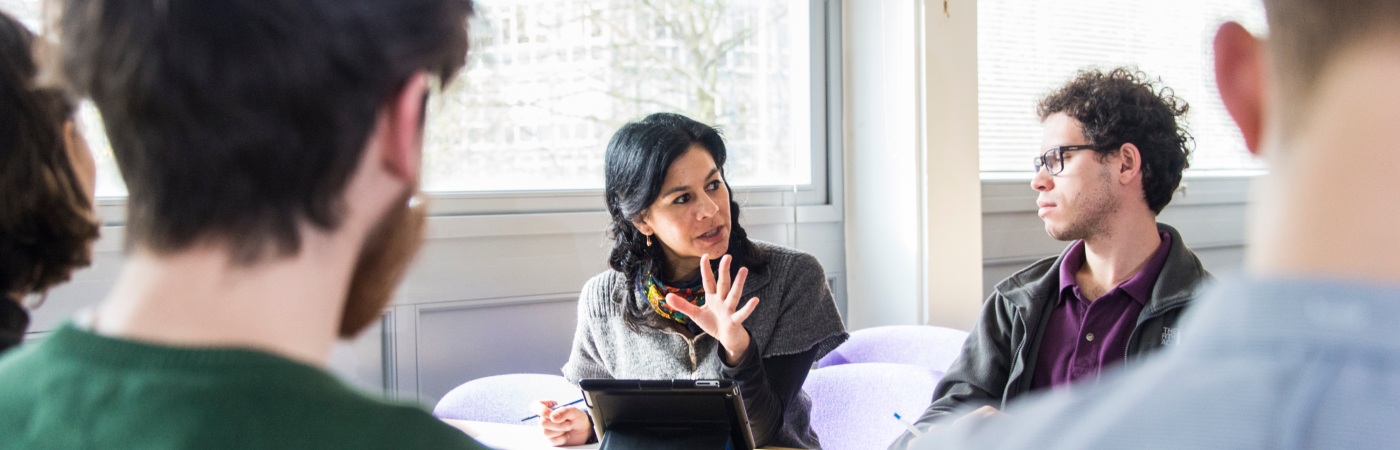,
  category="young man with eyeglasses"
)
[902,0,1400,448]
[889,67,1211,450]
